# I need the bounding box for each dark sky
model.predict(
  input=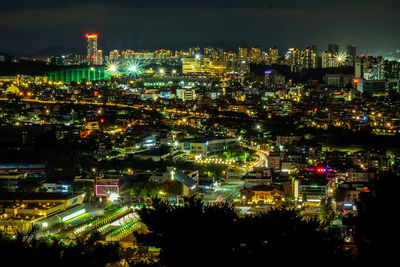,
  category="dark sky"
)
[0,0,399,55]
